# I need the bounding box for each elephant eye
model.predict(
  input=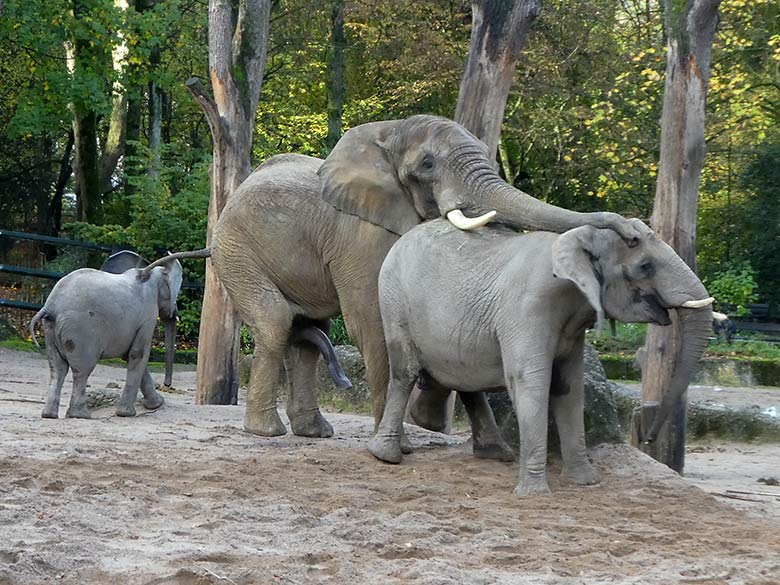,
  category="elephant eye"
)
[639,259,655,276]
[420,155,435,171]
